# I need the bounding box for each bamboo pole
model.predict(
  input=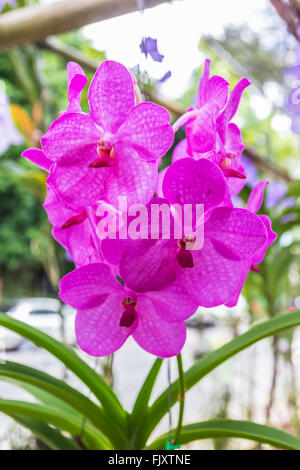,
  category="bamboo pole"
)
[0,0,170,49]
